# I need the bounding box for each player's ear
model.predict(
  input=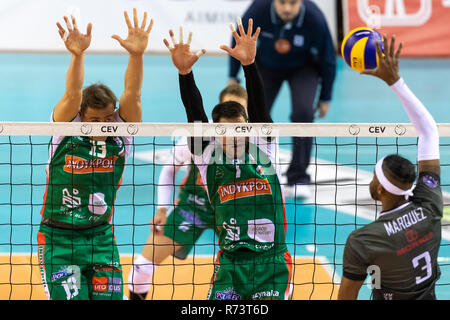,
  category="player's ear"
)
[377,184,385,198]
